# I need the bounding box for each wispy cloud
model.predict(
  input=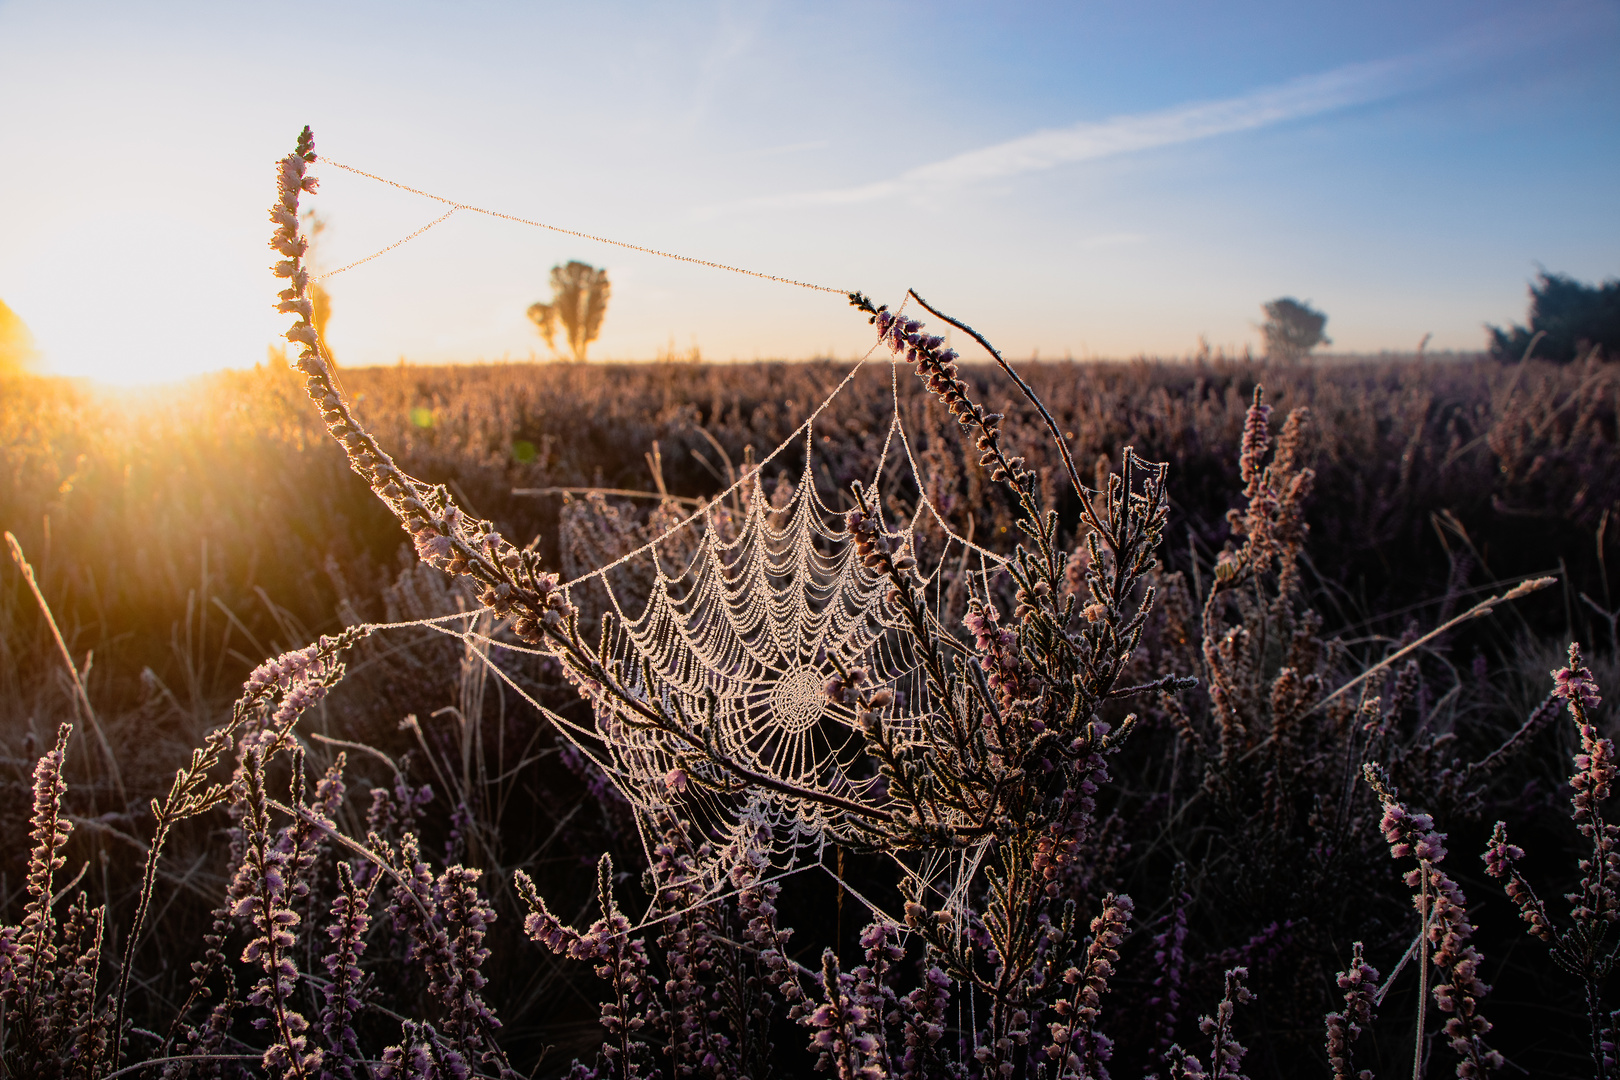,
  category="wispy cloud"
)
[743,31,1502,210]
